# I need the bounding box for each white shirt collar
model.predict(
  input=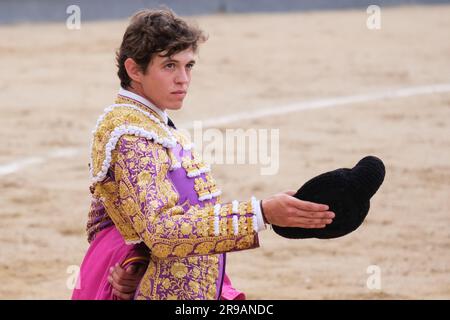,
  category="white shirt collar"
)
[118,87,168,125]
